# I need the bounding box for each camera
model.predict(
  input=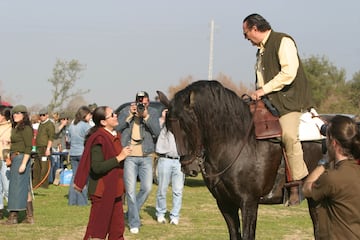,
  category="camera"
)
[136,102,145,115]
[134,91,148,116]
